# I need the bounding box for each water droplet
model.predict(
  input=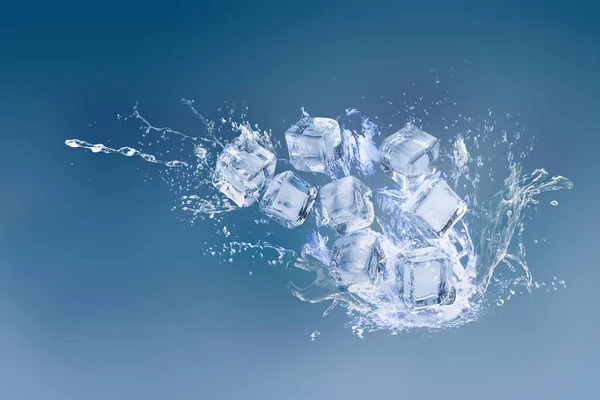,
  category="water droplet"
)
[496,299,504,306]
[120,147,136,156]
[194,145,207,159]
[310,330,321,342]
[550,200,558,206]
